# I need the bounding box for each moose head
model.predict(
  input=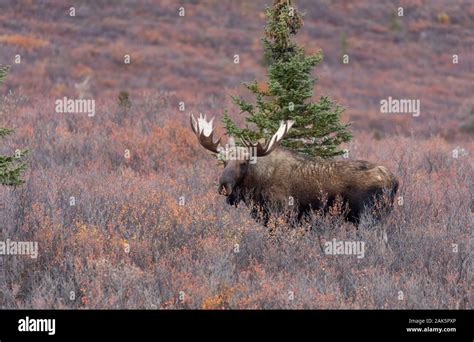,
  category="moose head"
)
[190,113,294,199]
